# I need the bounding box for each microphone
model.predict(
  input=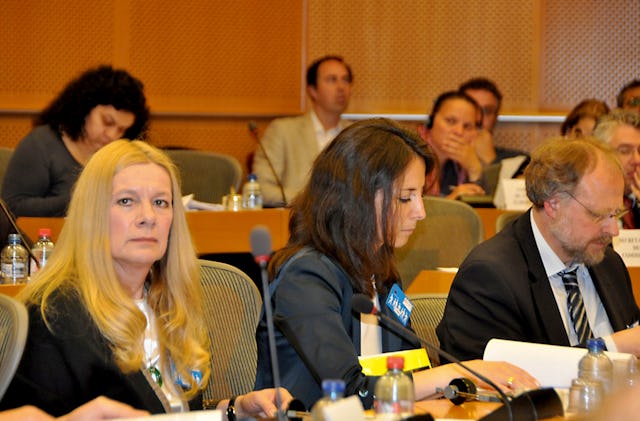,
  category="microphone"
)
[249,225,286,421]
[351,294,563,421]
[248,121,287,207]
[0,198,39,272]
